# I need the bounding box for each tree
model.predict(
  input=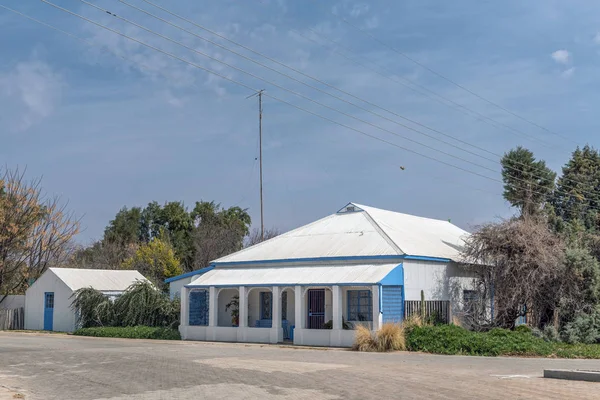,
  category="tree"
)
[0,168,80,305]
[245,227,281,247]
[68,240,137,270]
[103,207,143,245]
[121,235,182,288]
[552,145,600,231]
[501,147,556,217]
[462,217,565,329]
